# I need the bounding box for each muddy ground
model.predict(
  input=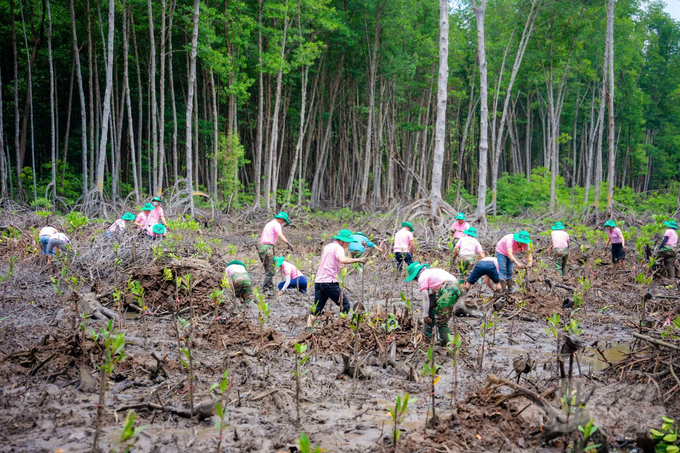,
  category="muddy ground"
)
[0,208,678,452]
